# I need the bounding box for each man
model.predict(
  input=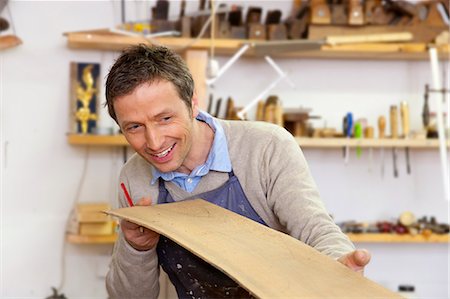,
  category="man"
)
[105,44,370,299]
